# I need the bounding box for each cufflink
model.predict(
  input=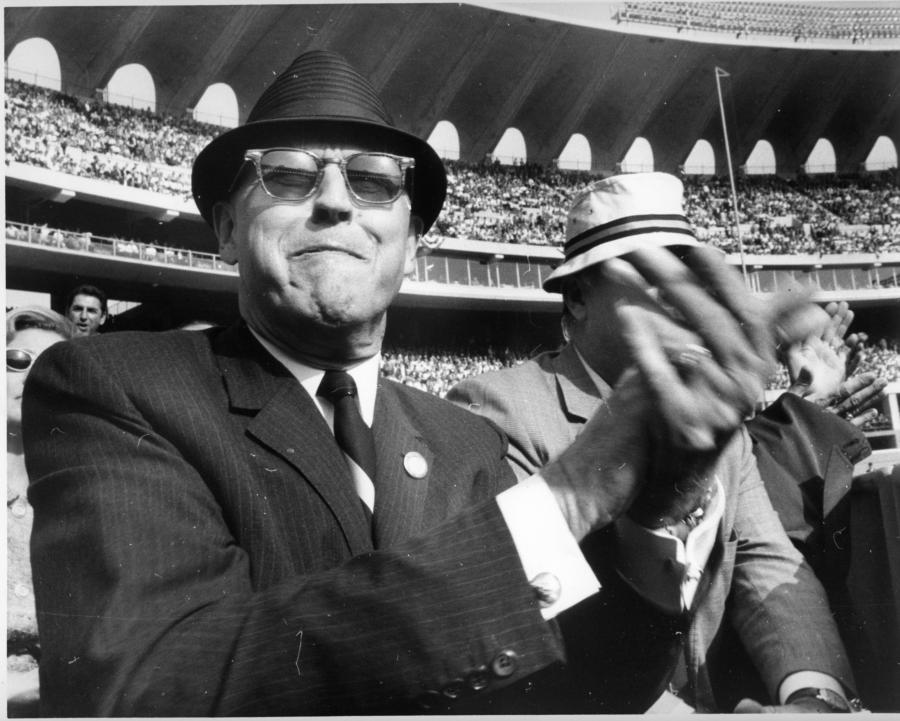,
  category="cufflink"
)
[529,572,562,608]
